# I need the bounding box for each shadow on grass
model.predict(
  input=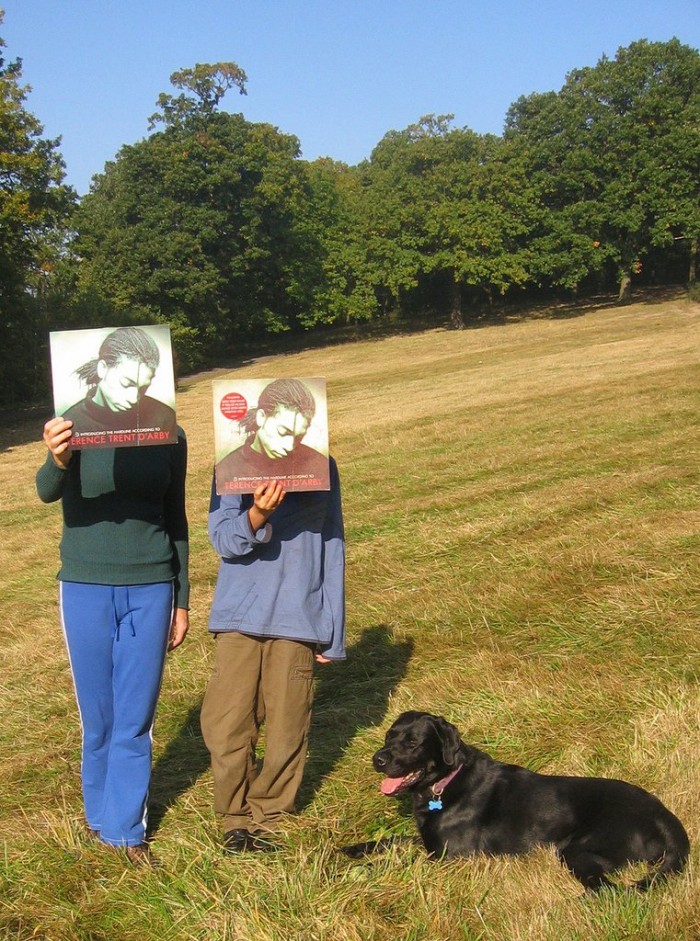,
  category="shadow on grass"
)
[298,623,414,810]
[148,702,210,836]
[147,624,413,834]
[0,405,50,454]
